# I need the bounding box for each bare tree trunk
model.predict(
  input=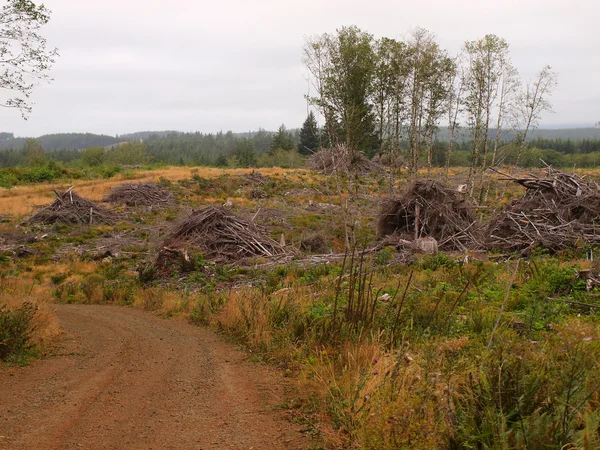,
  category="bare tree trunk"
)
[477,60,496,203]
[445,76,463,179]
[445,125,455,179]
[468,106,483,198]
[414,98,424,177]
[426,95,435,176]
[477,114,492,202]
[427,130,434,177]
[516,118,532,167]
